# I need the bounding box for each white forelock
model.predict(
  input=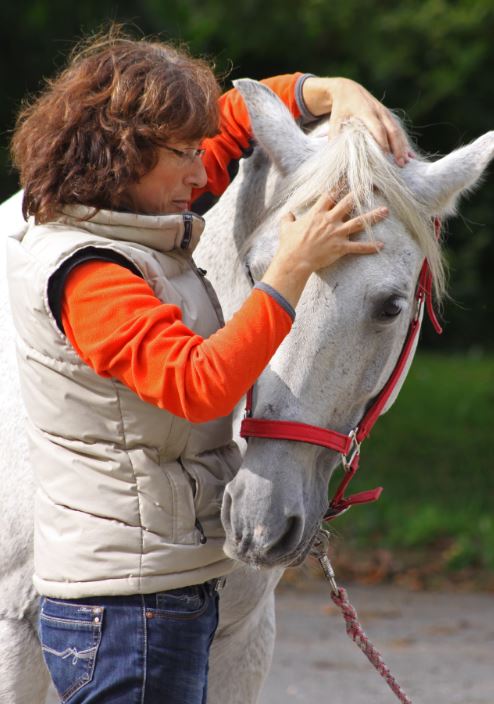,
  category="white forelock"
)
[247,119,446,300]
